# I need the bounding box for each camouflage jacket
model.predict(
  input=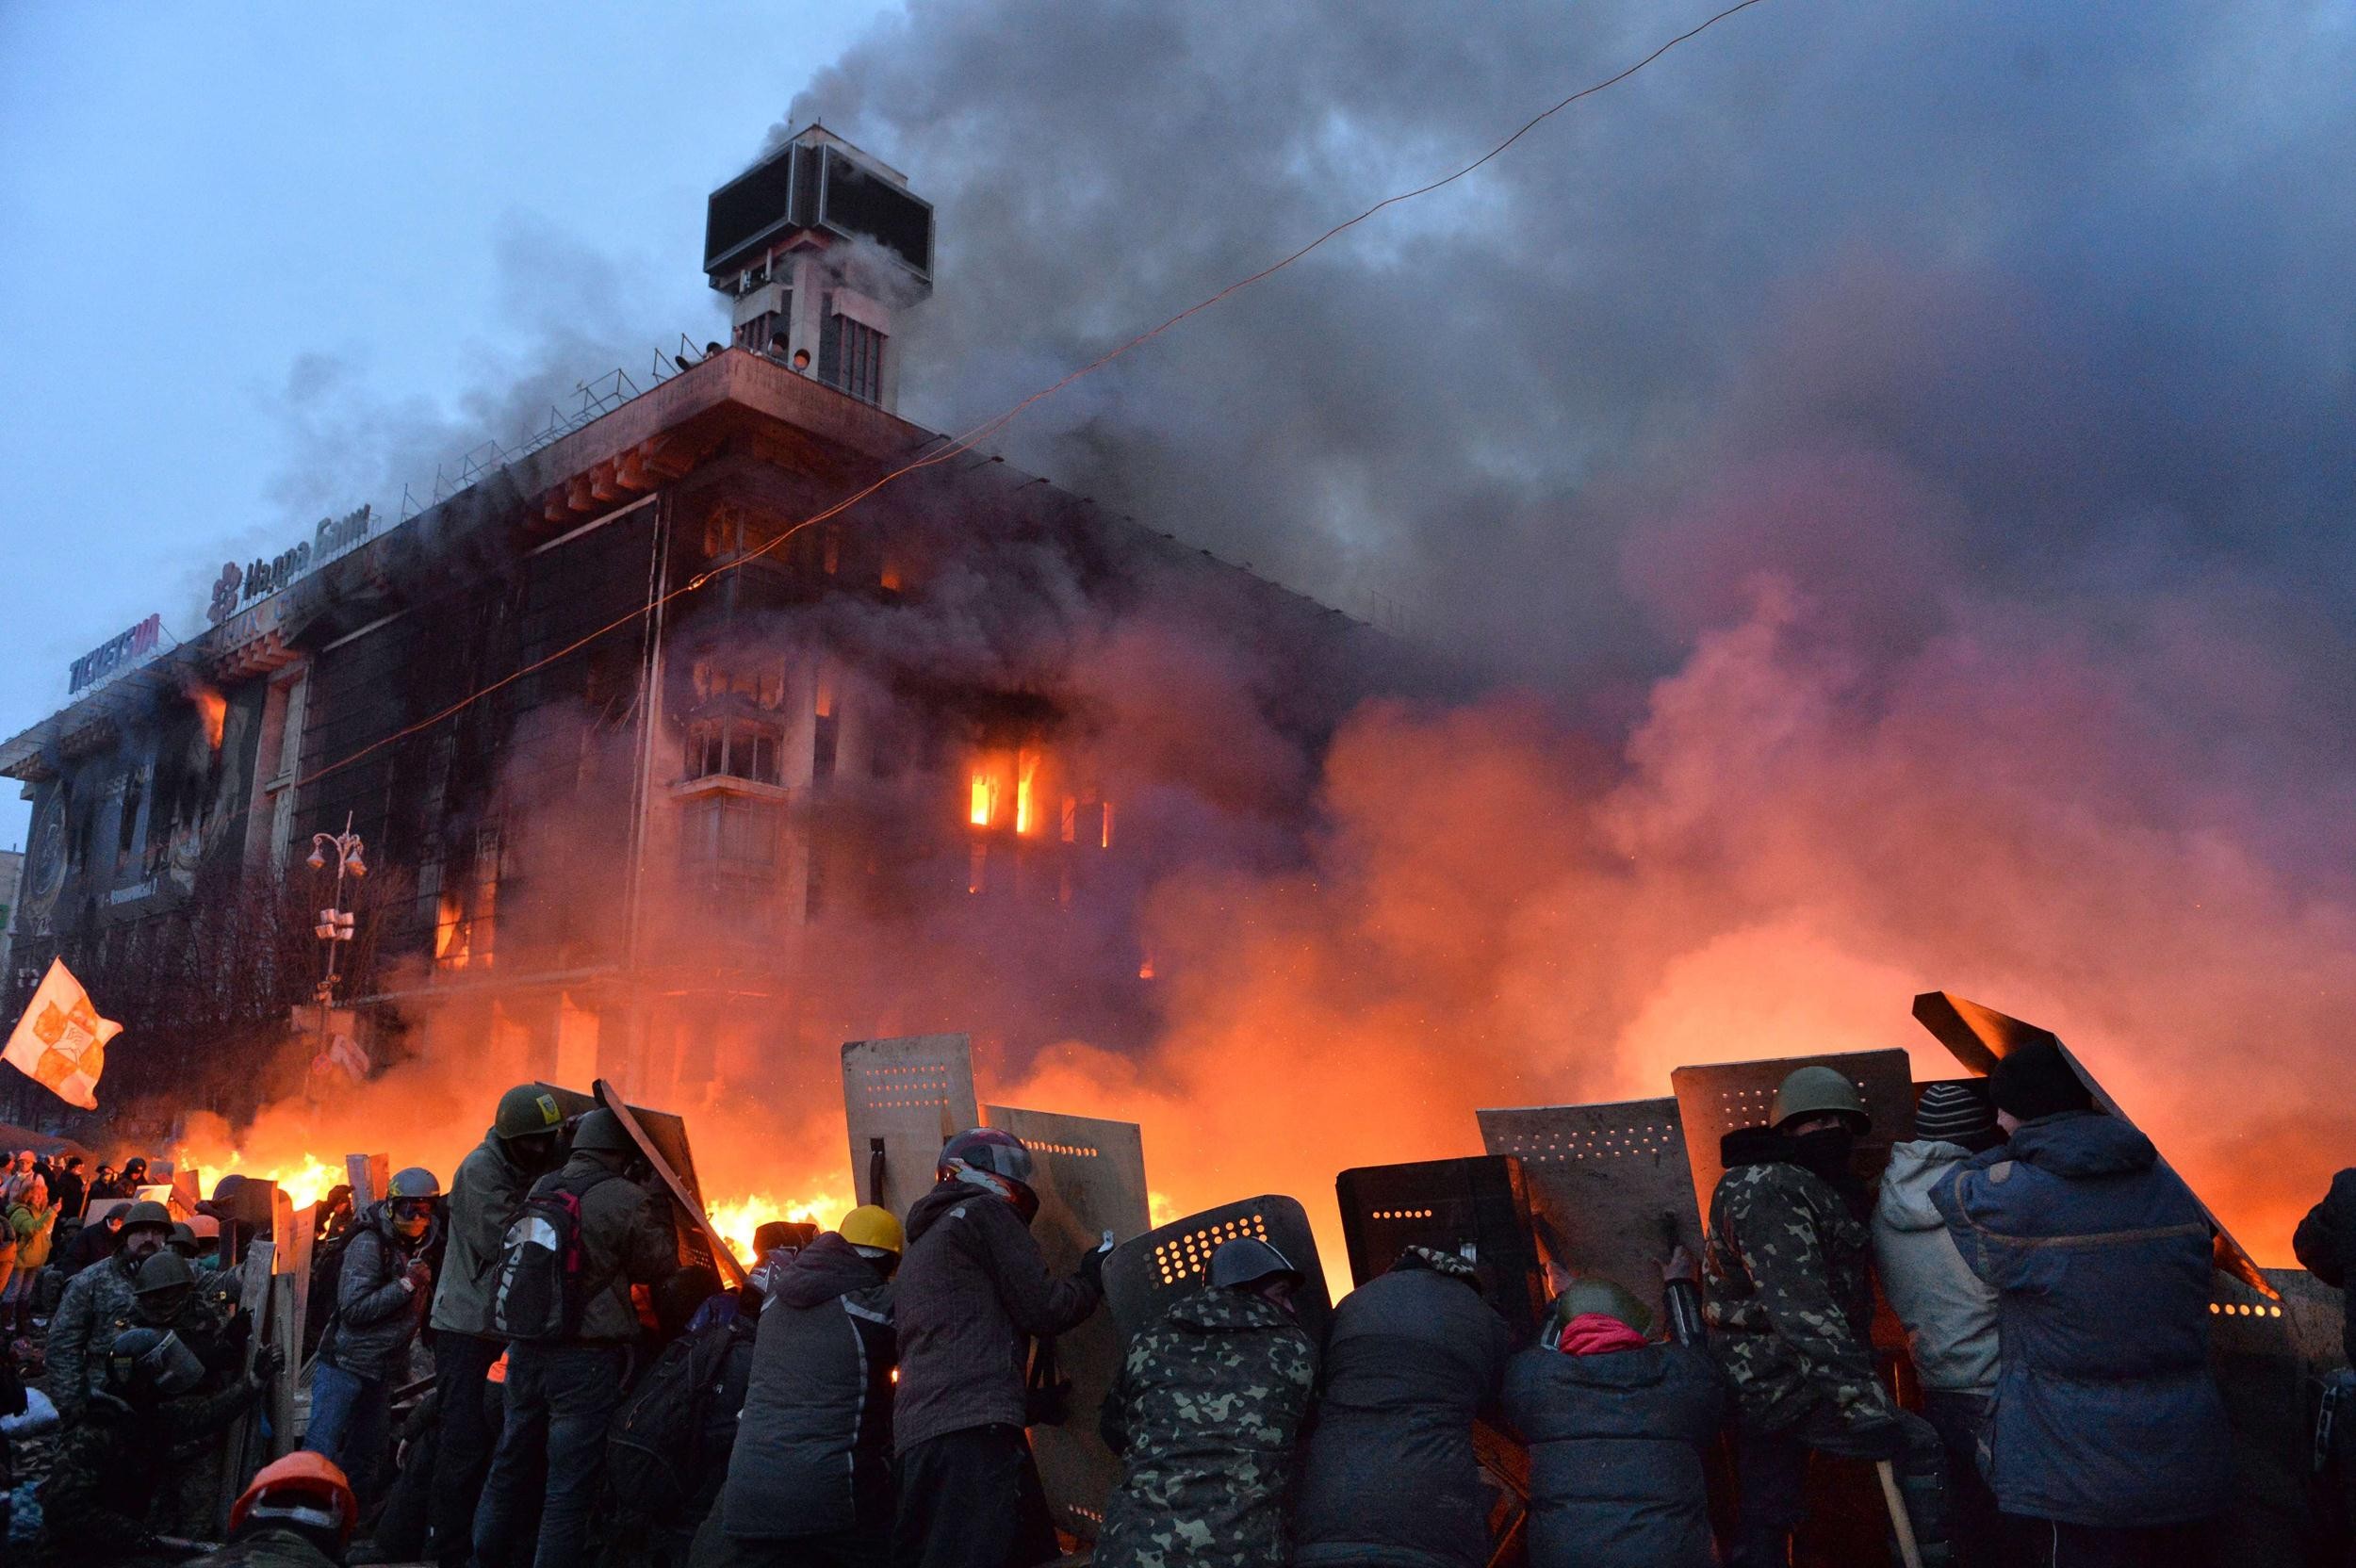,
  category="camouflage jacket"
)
[1094,1288,1318,1568]
[1703,1156,1890,1433]
[38,1374,257,1559]
[46,1251,142,1422]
